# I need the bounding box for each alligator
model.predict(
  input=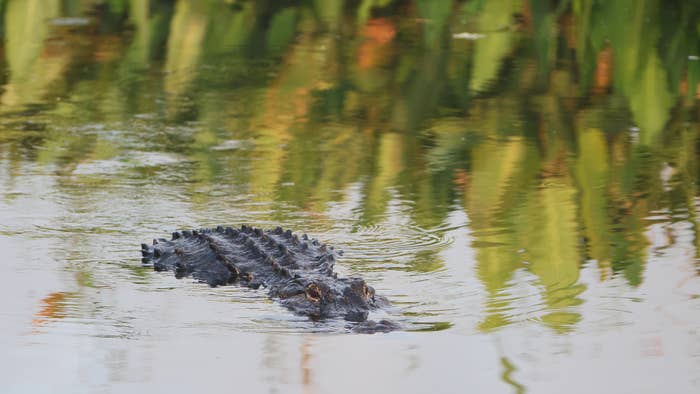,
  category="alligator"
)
[140,225,398,333]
